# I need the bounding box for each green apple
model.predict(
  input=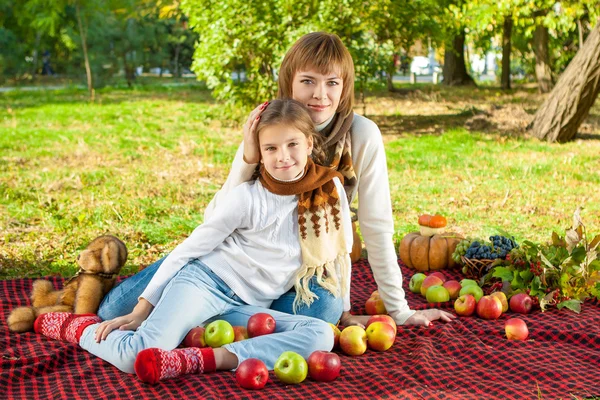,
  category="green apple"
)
[425,285,450,303]
[460,279,479,288]
[274,351,308,384]
[459,284,484,302]
[204,320,235,348]
[409,273,427,293]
